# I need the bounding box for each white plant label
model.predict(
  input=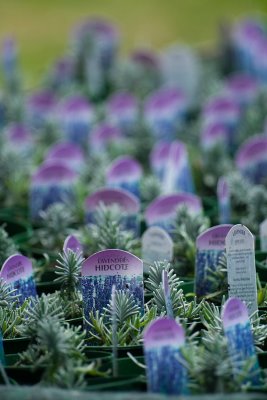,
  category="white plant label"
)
[142,227,174,273]
[225,224,257,315]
